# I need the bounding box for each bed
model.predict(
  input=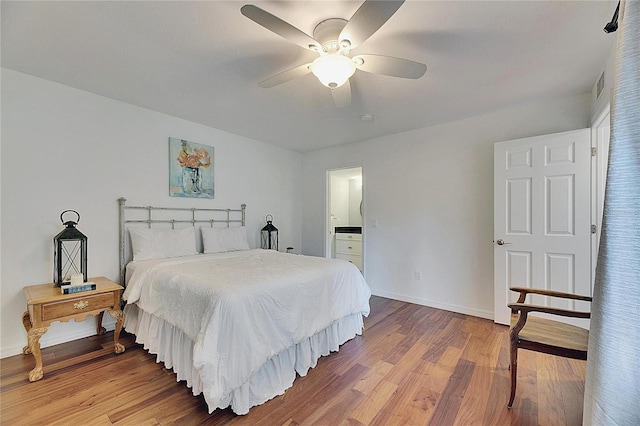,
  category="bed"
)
[117,198,371,415]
